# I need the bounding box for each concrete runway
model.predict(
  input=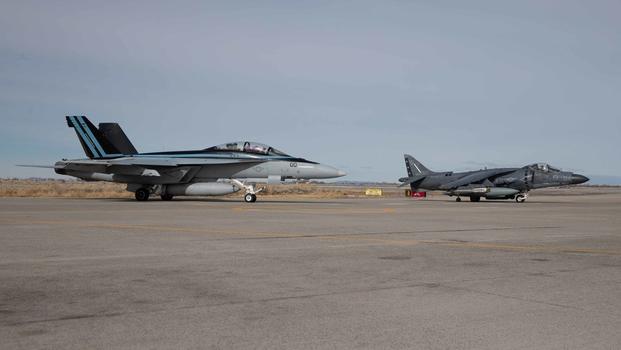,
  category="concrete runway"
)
[1,193,621,349]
